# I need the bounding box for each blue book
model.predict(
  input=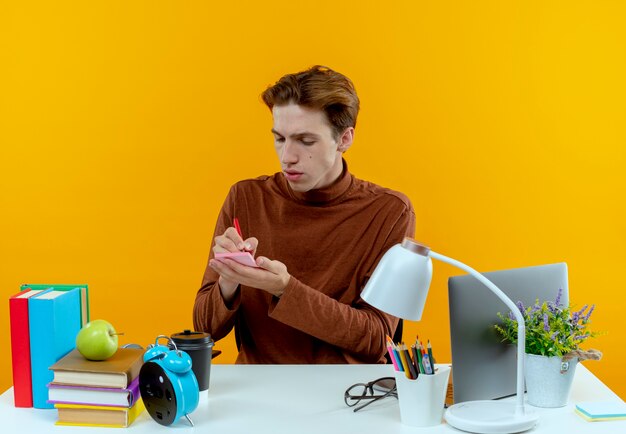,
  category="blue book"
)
[29,288,82,409]
[21,284,90,326]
